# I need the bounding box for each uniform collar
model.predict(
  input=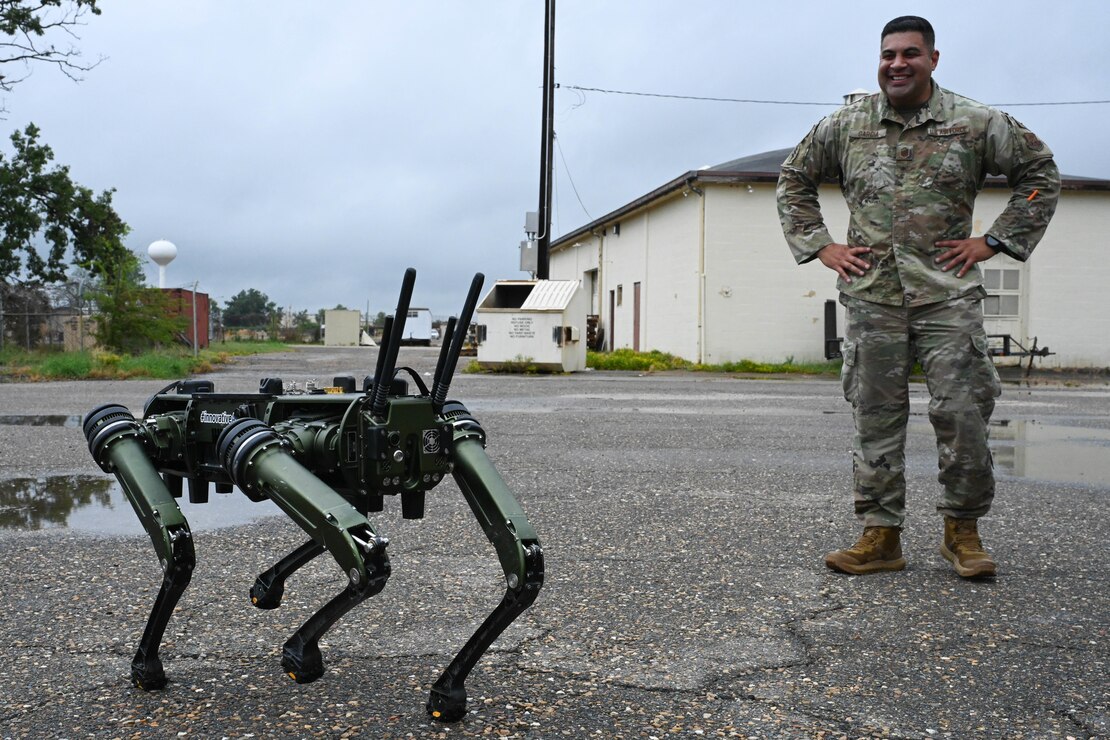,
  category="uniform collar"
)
[879,81,948,127]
